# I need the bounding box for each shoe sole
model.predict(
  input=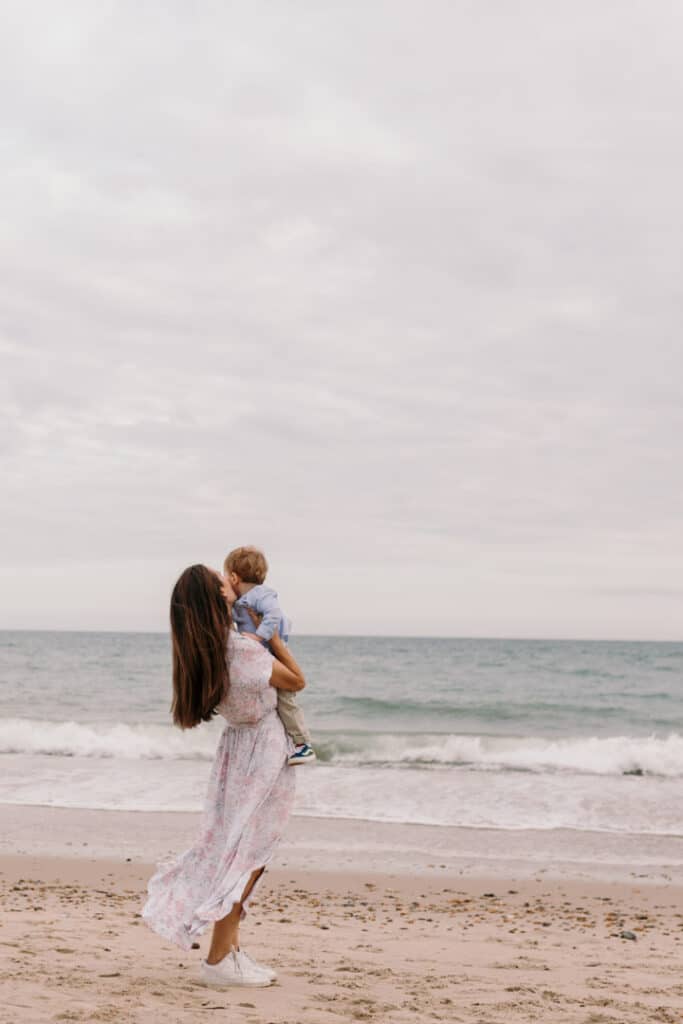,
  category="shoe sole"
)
[288,755,317,766]
[200,975,274,987]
